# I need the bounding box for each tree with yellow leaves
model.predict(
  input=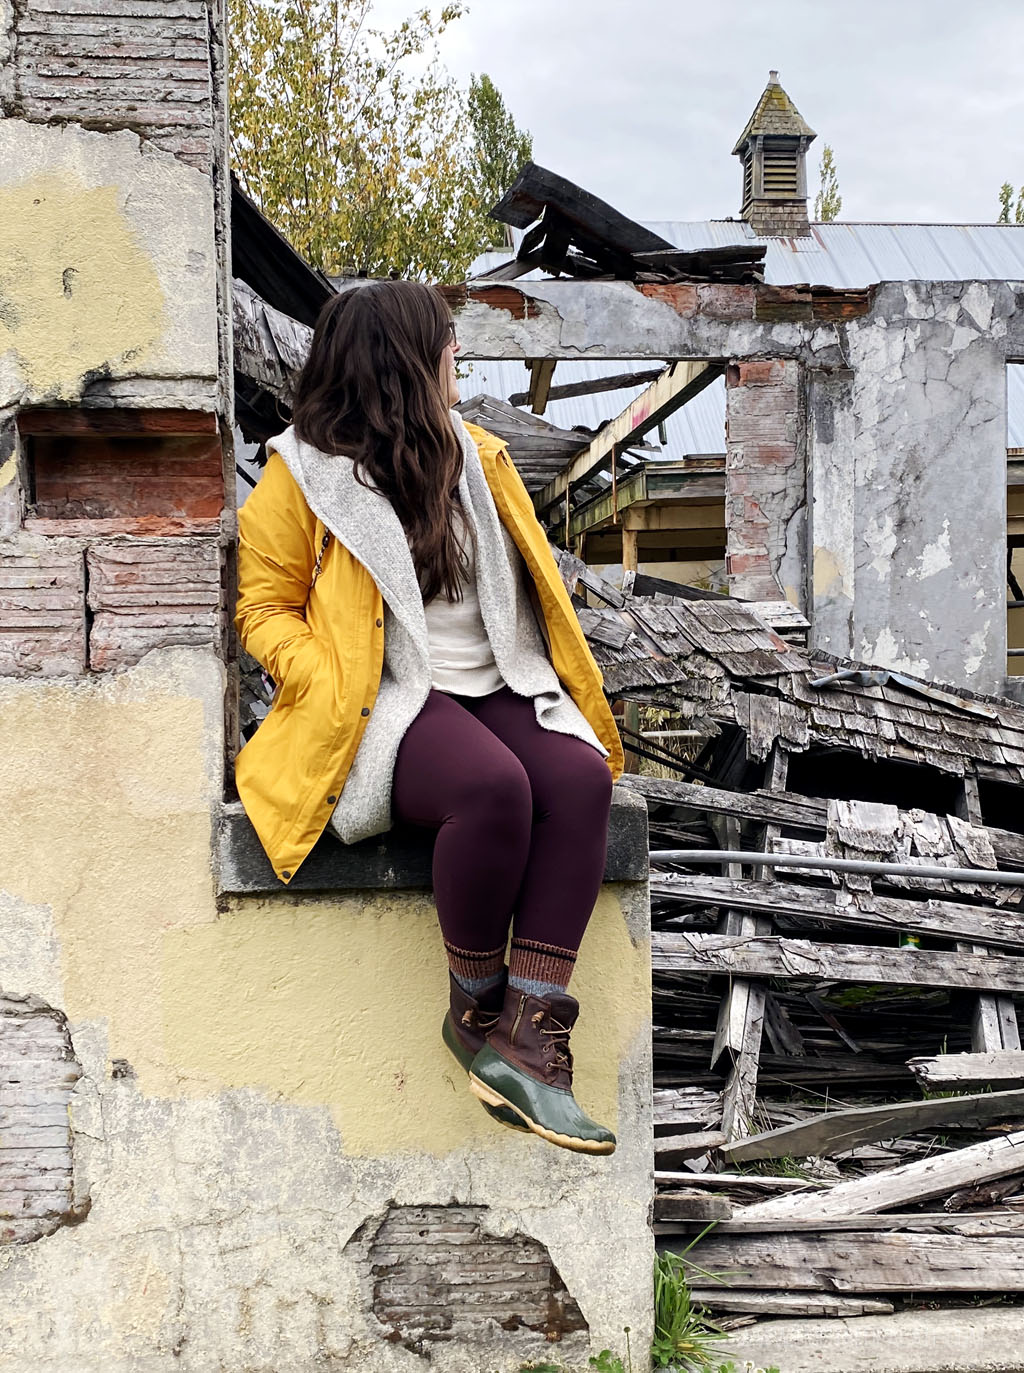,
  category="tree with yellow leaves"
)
[228,0,531,281]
